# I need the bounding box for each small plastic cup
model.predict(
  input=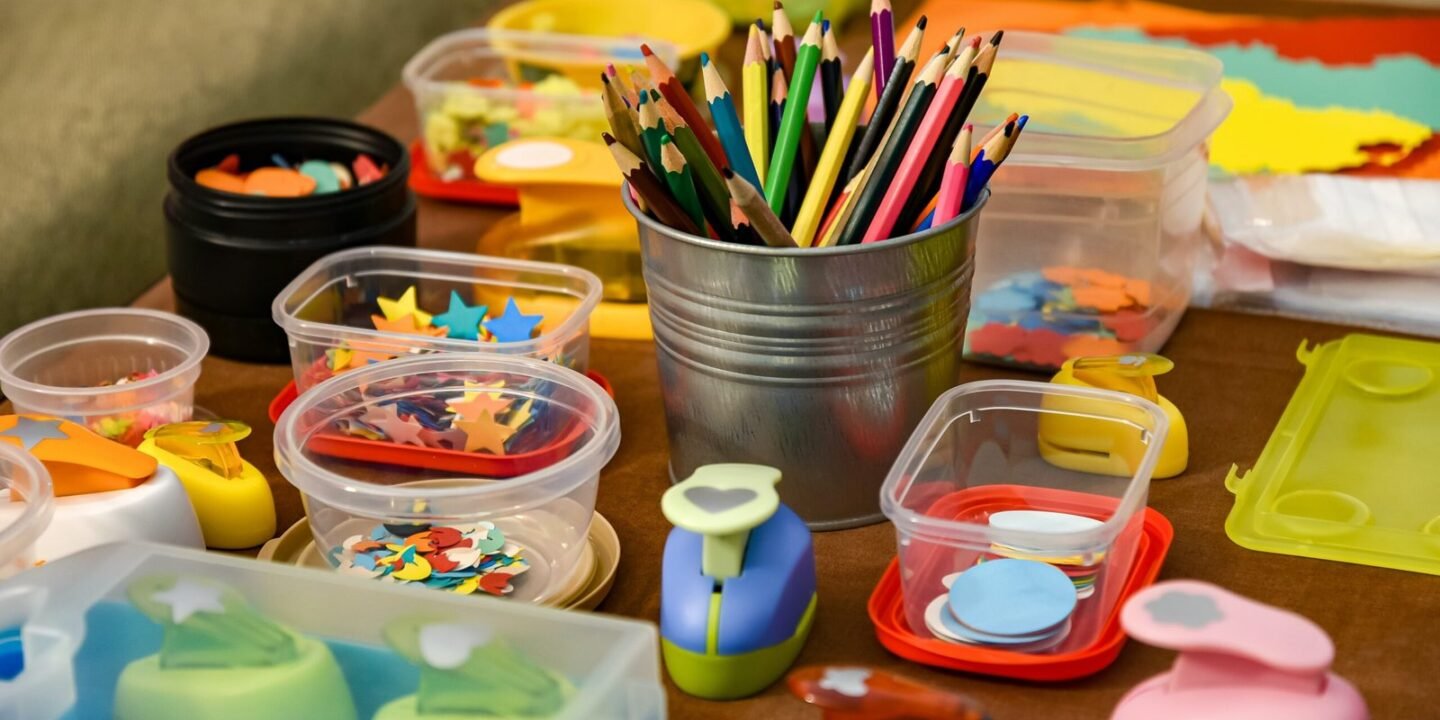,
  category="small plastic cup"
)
[0,309,208,446]
[880,380,1168,655]
[273,247,602,393]
[274,354,620,605]
[0,445,53,579]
